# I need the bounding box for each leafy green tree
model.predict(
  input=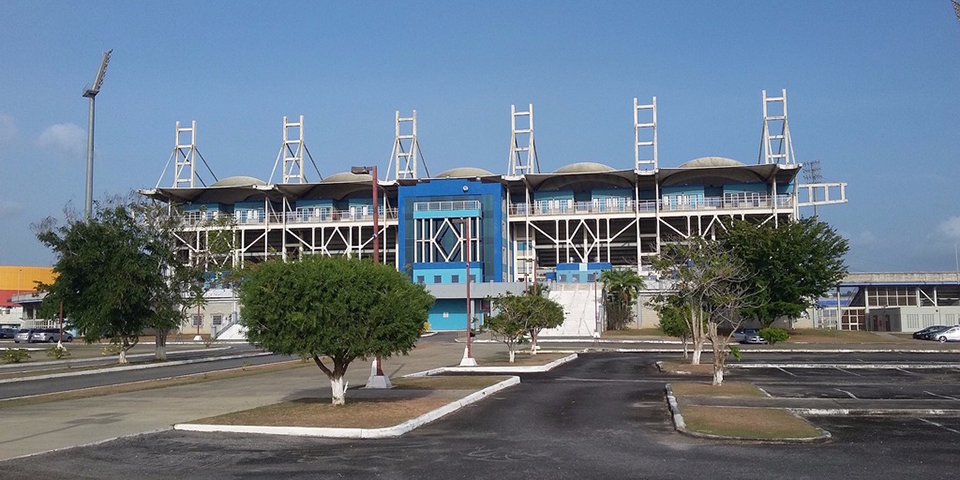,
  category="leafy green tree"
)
[720,218,848,328]
[652,238,754,385]
[599,269,645,330]
[652,296,692,358]
[35,196,199,363]
[487,292,564,361]
[239,255,434,405]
